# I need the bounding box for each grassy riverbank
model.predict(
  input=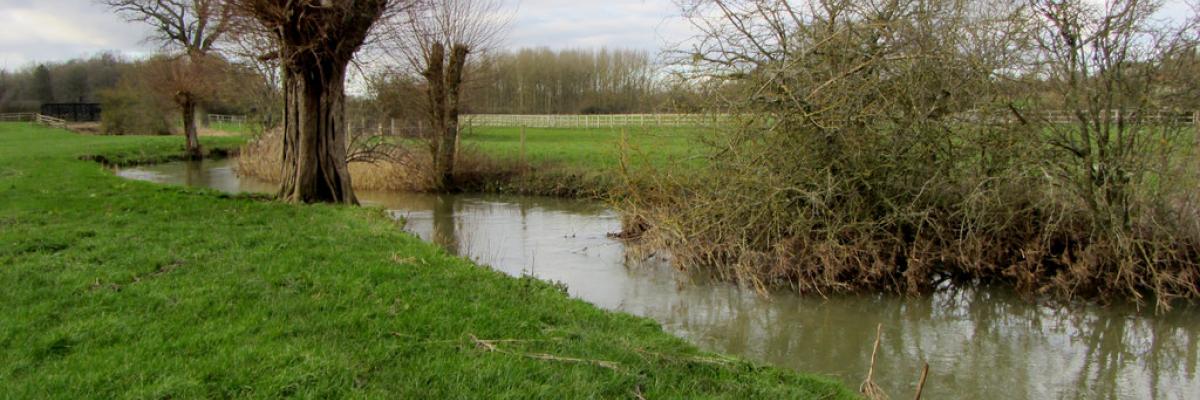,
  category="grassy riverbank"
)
[459,126,704,197]
[234,125,706,198]
[0,123,852,398]
[463,126,703,169]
